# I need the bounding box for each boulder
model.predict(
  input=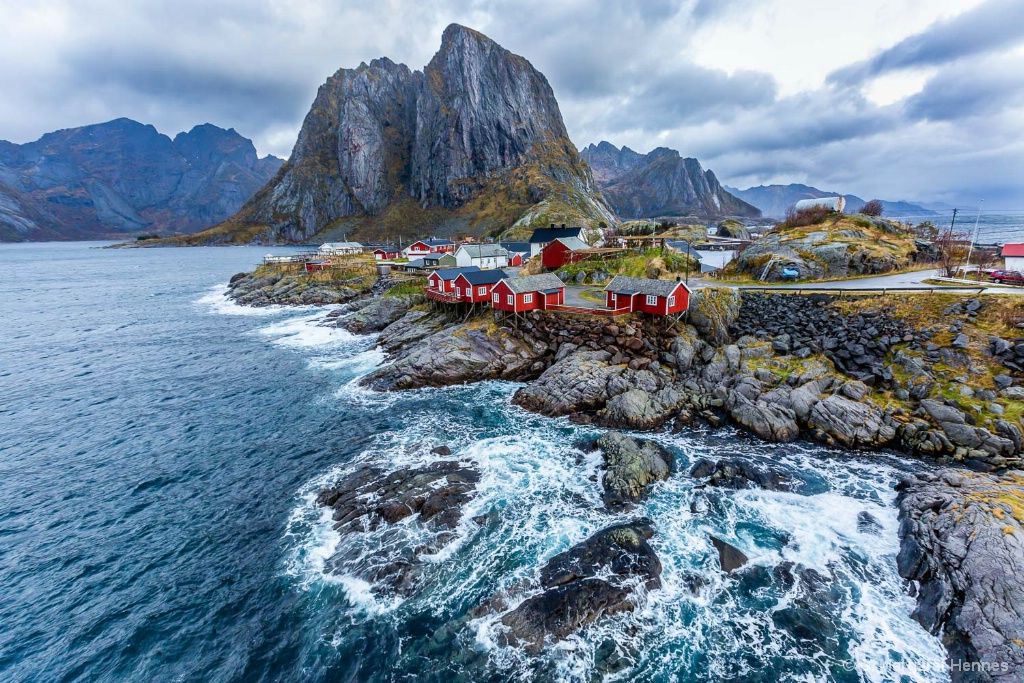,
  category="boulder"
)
[511,350,624,416]
[364,321,547,390]
[689,458,793,492]
[595,387,685,431]
[807,395,895,449]
[897,471,1024,681]
[726,391,800,442]
[710,535,749,573]
[499,519,661,651]
[341,294,421,333]
[687,287,741,346]
[593,432,674,507]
